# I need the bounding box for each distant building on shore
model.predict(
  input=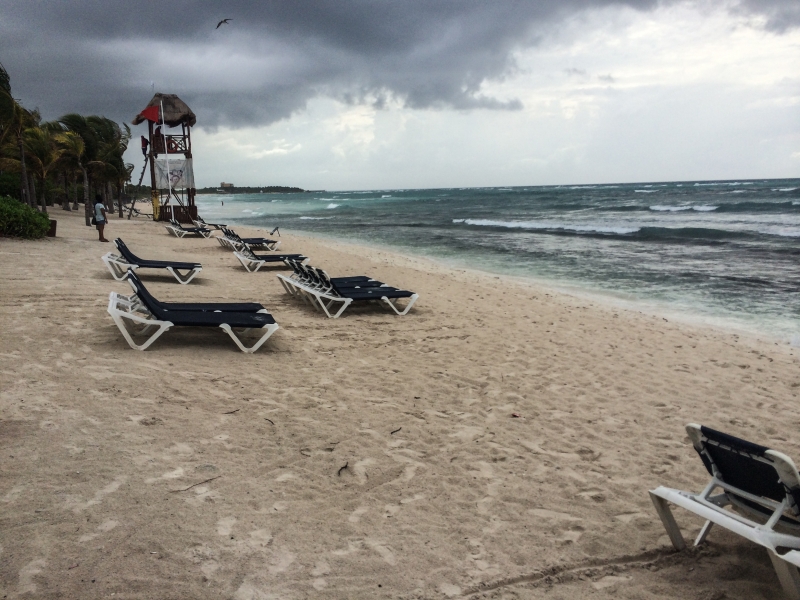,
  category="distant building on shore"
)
[220,182,234,188]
